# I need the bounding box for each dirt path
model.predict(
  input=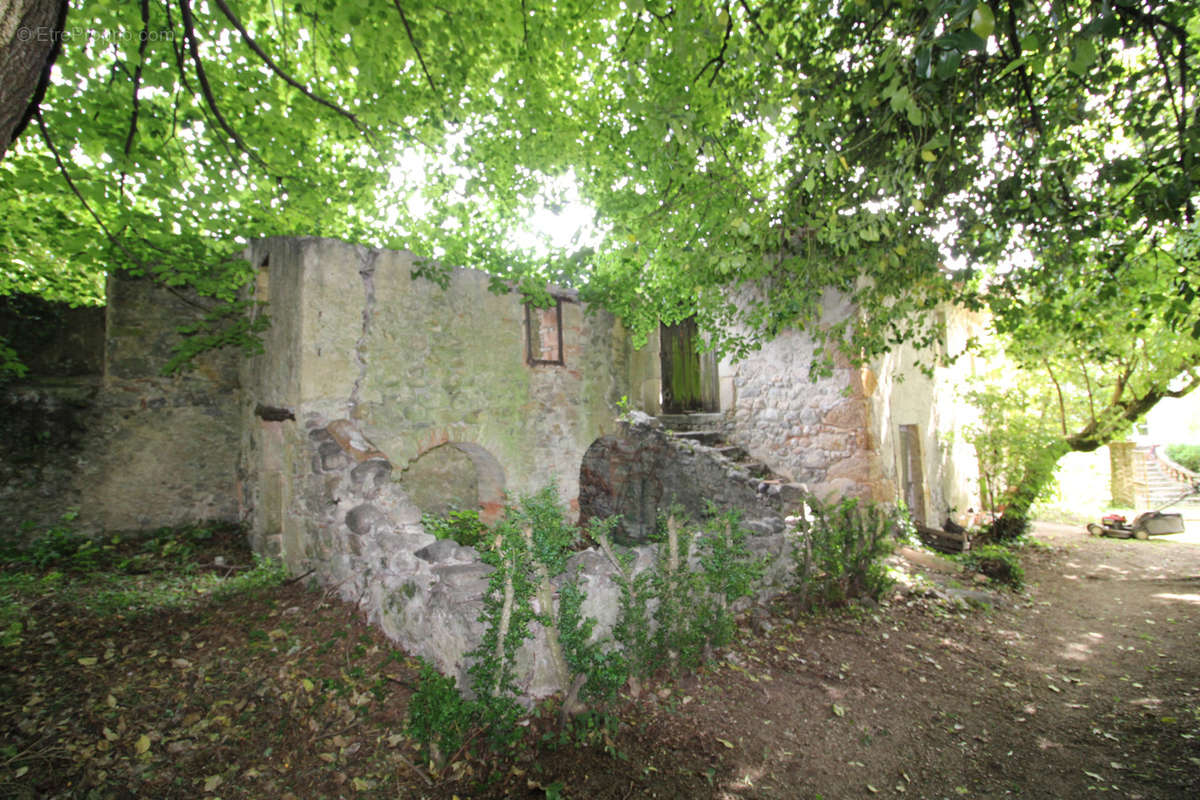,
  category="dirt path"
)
[521,525,1200,800]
